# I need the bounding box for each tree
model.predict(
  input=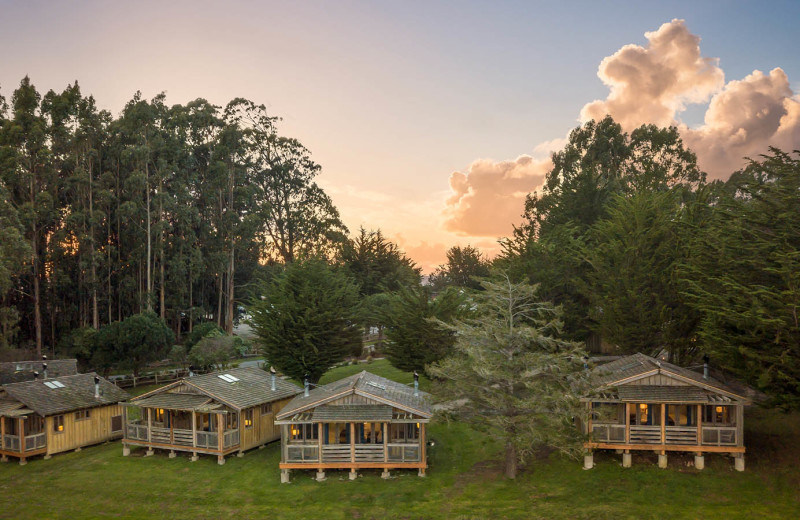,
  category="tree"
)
[93,311,174,376]
[189,335,236,370]
[583,190,701,363]
[429,245,490,291]
[428,274,589,479]
[681,149,800,409]
[382,285,466,372]
[339,227,419,297]
[248,259,361,383]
